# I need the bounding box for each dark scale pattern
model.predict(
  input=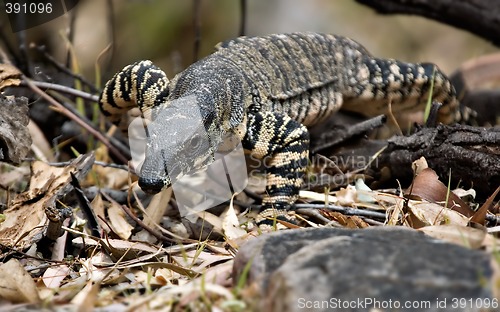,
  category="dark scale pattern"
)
[99,32,460,217]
